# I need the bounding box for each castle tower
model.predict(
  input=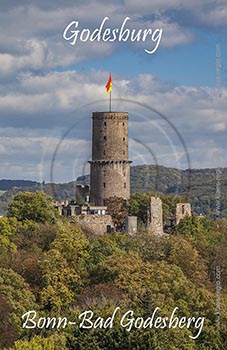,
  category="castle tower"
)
[89,112,131,205]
